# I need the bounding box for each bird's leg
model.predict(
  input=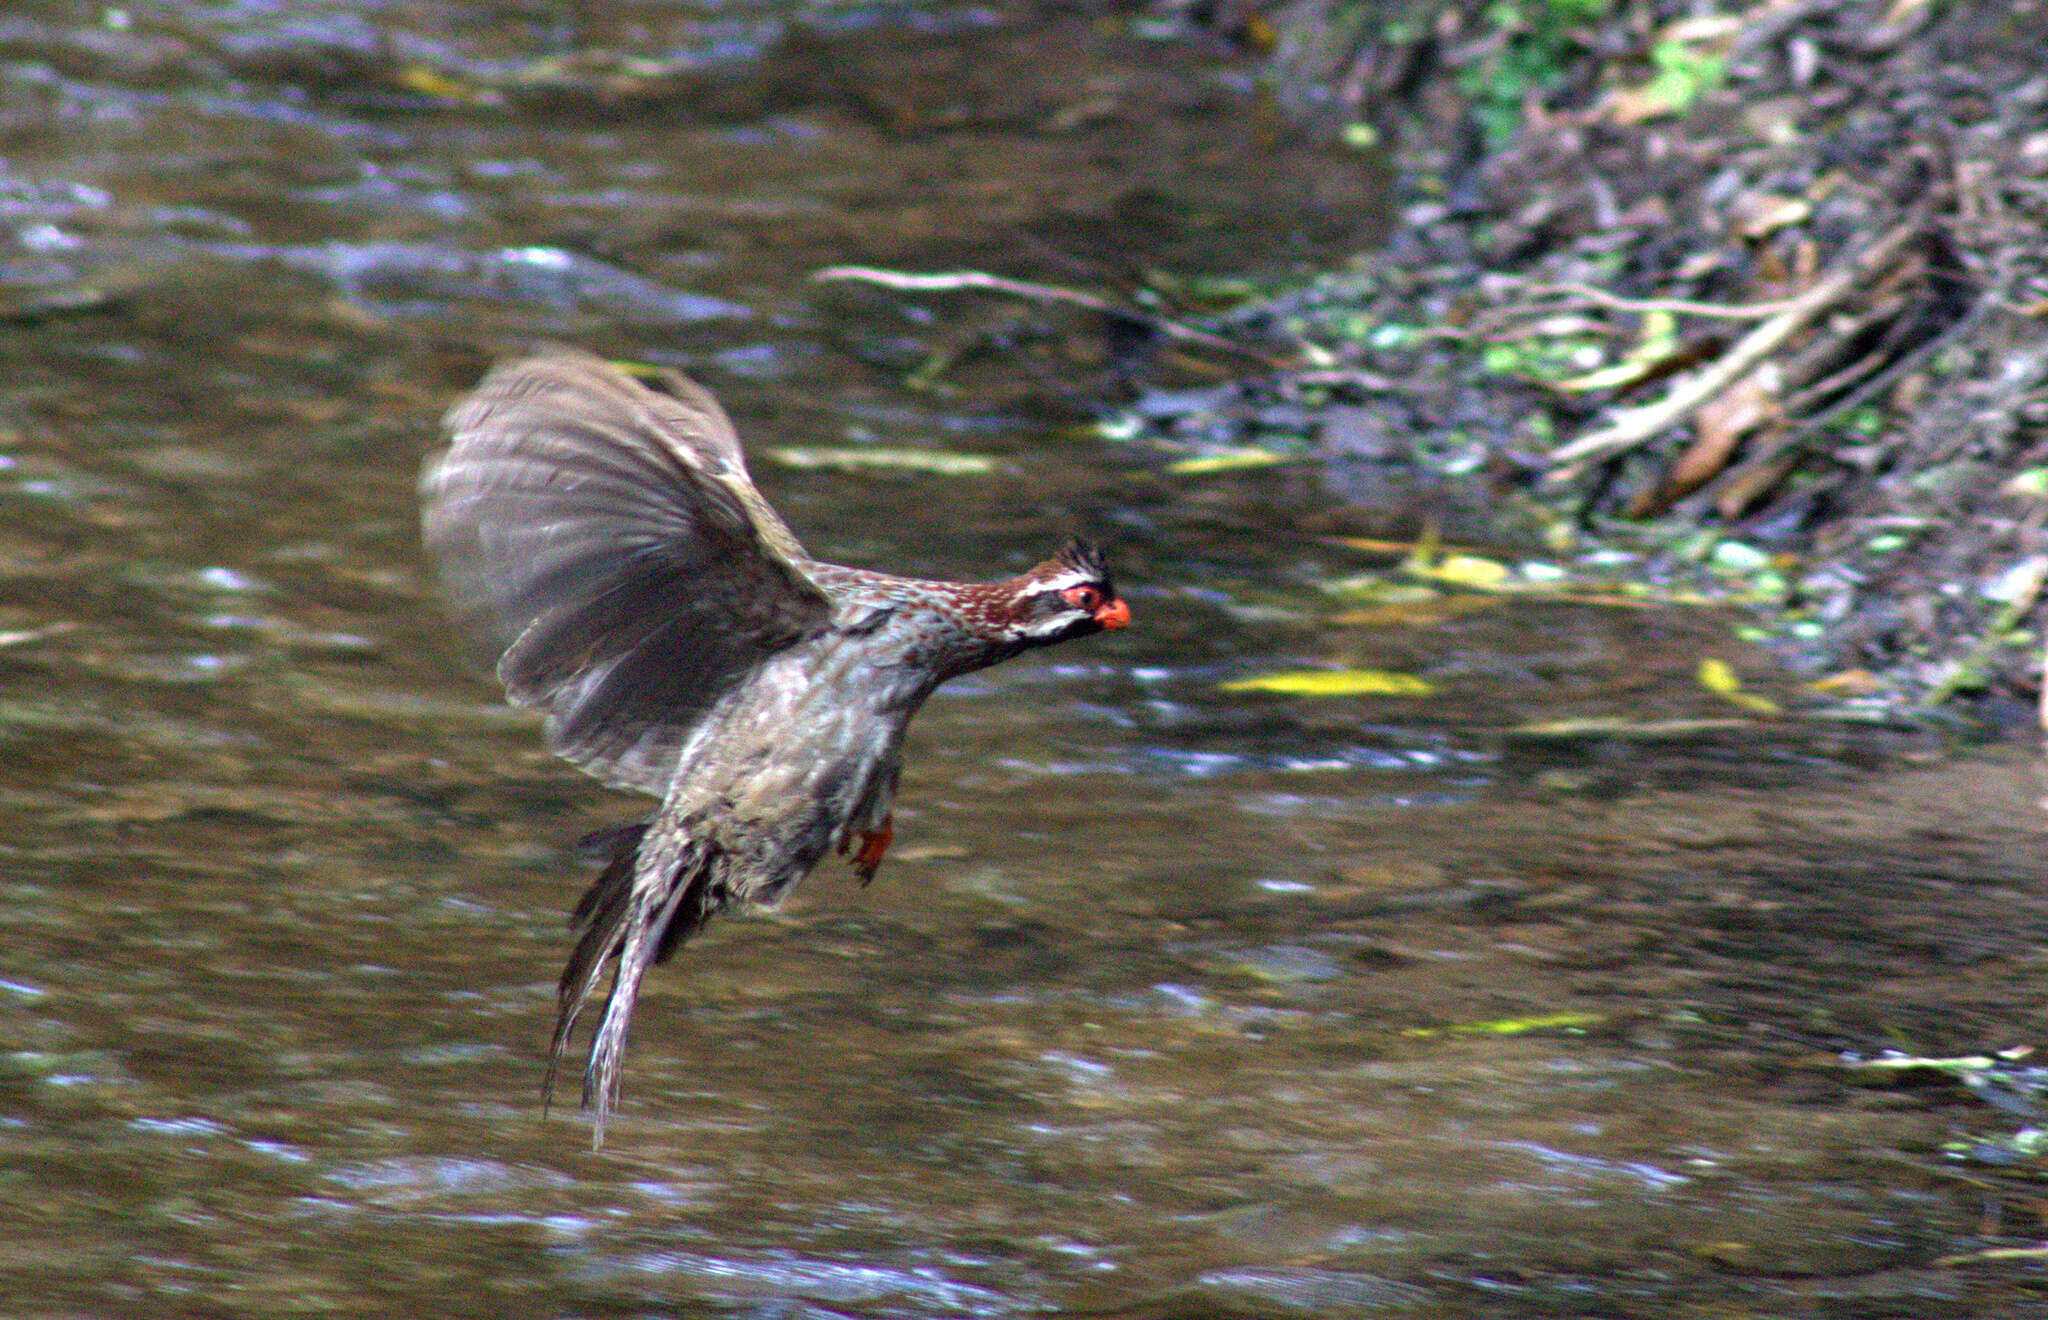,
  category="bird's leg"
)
[845,813,893,886]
